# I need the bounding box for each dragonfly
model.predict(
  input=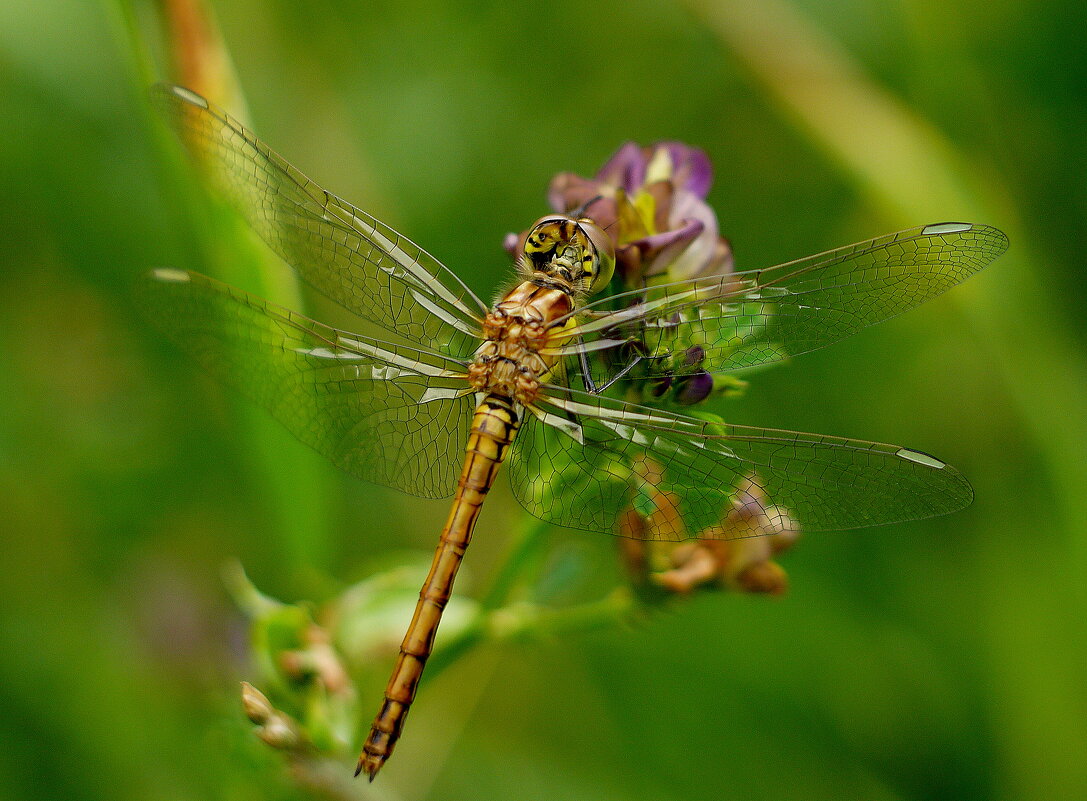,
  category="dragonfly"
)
[143,85,1008,780]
